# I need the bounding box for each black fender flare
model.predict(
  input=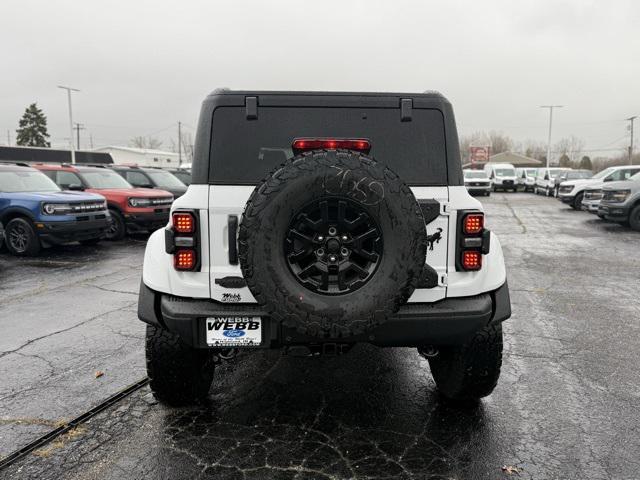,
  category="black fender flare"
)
[0,206,37,224]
